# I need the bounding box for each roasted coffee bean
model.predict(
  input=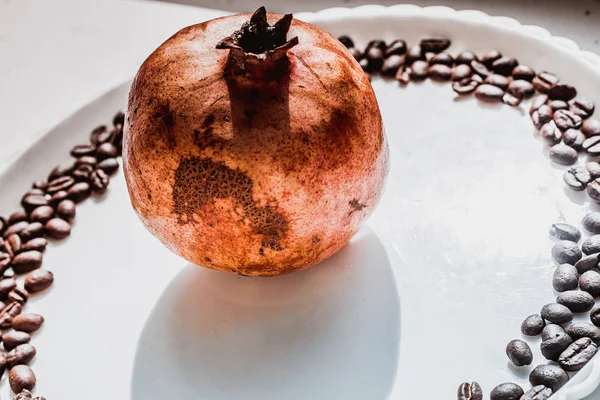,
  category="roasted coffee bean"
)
[20,194,47,214]
[506,339,533,366]
[348,48,362,61]
[583,119,600,137]
[90,169,110,193]
[530,364,569,392]
[533,72,560,93]
[6,343,36,368]
[483,74,510,90]
[359,58,369,72]
[428,64,451,81]
[48,190,68,207]
[542,324,567,341]
[491,57,518,76]
[8,287,29,305]
[481,50,502,67]
[70,144,96,158]
[512,65,535,81]
[571,99,595,120]
[11,314,43,333]
[490,383,523,400]
[14,389,35,400]
[552,240,582,264]
[591,304,600,327]
[575,253,600,273]
[550,223,581,242]
[8,211,27,226]
[21,238,47,254]
[522,314,545,336]
[584,137,600,156]
[0,252,9,274]
[470,60,491,78]
[588,162,600,179]
[530,94,549,115]
[579,270,600,297]
[540,122,561,145]
[44,218,71,240]
[549,84,577,102]
[563,129,585,150]
[583,235,600,254]
[474,84,504,102]
[409,60,428,80]
[365,47,384,72]
[46,176,75,194]
[337,35,354,48]
[583,212,600,233]
[24,270,53,293]
[0,302,22,329]
[552,264,579,292]
[31,181,47,191]
[557,290,595,312]
[47,160,75,182]
[365,39,386,53]
[588,179,600,203]
[97,157,119,175]
[2,331,30,351]
[420,38,450,53]
[67,181,91,203]
[381,54,405,76]
[532,105,553,129]
[457,381,483,400]
[90,125,108,144]
[56,199,76,221]
[19,223,44,242]
[565,167,592,191]
[0,278,17,297]
[451,64,472,81]
[28,206,53,224]
[72,163,94,182]
[0,217,7,237]
[395,67,410,84]
[508,79,534,99]
[4,234,22,258]
[558,337,597,371]
[567,322,600,345]
[429,52,453,66]
[384,40,406,57]
[406,45,424,63]
[502,93,521,107]
[521,385,552,400]
[456,51,478,65]
[75,155,97,168]
[548,143,578,166]
[554,109,583,131]
[11,251,42,274]
[9,365,36,393]
[452,75,482,95]
[3,221,28,239]
[541,332,573,360]
[549,100,569,111]
[541,303,573,324]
